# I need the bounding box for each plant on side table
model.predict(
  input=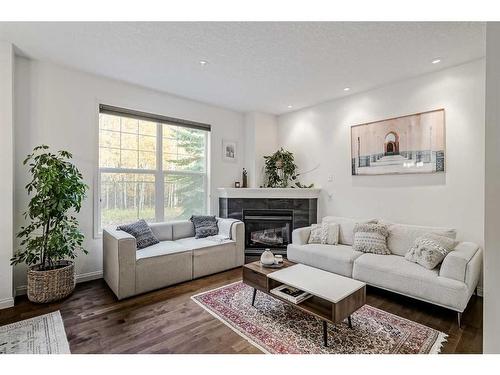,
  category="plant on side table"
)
[11,145,88,303]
